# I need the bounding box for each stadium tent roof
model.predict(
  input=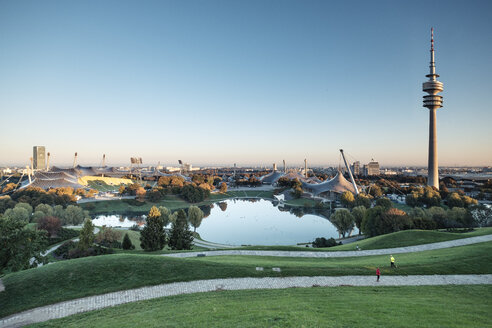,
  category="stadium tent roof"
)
[260,171,285,184]
[302,170,358,195]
